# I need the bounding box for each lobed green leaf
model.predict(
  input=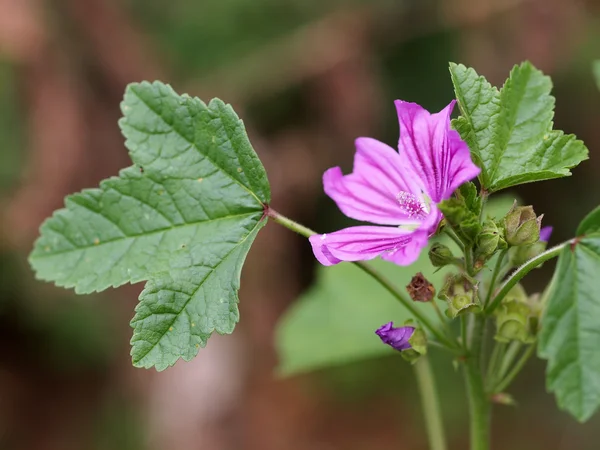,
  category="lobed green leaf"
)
[29,81,270,370]
[450,62,588,192]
